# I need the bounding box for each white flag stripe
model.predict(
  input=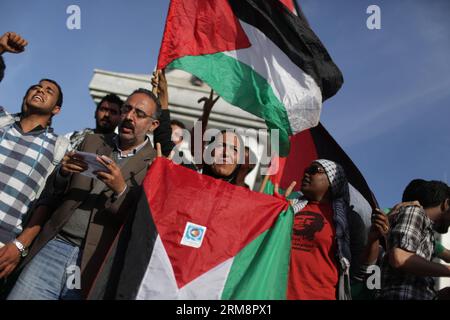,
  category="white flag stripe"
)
[349,183,372,240]
[223,20,323,134]
[136,236,234,300]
